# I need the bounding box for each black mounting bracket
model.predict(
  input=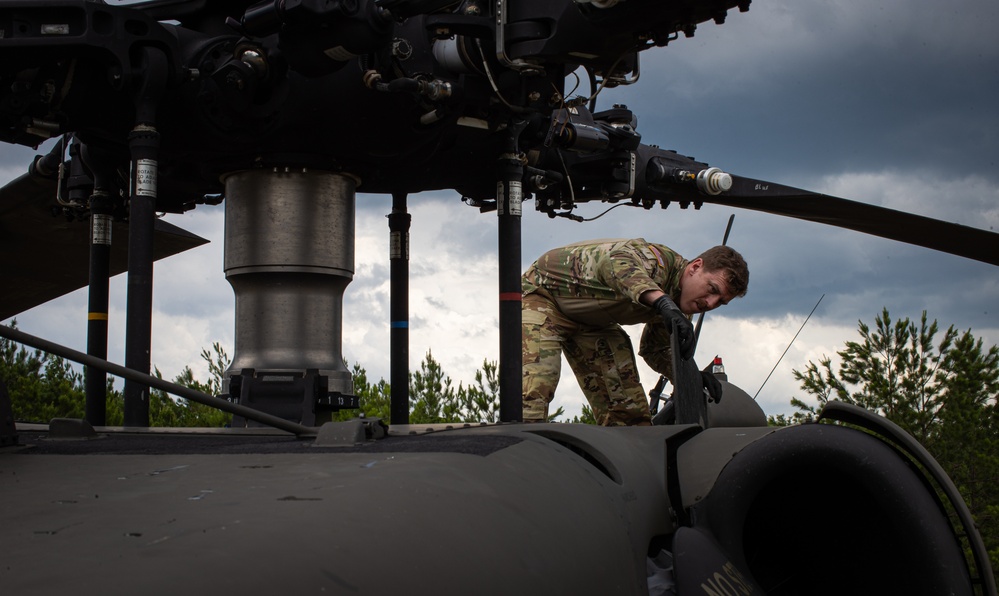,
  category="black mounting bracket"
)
[226,368,359,428]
